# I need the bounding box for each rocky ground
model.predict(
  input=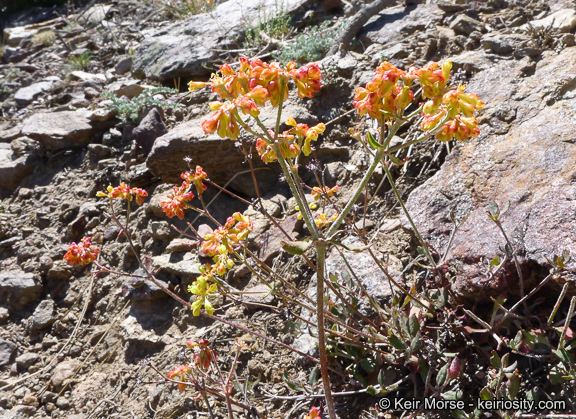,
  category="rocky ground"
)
[1,0,576,418]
